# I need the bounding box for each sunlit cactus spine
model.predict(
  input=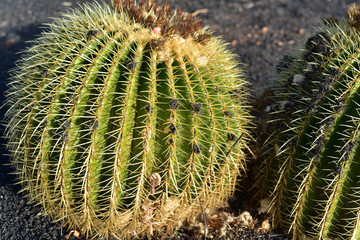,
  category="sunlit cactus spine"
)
[4,0,251,238]
[256,4,360,240]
